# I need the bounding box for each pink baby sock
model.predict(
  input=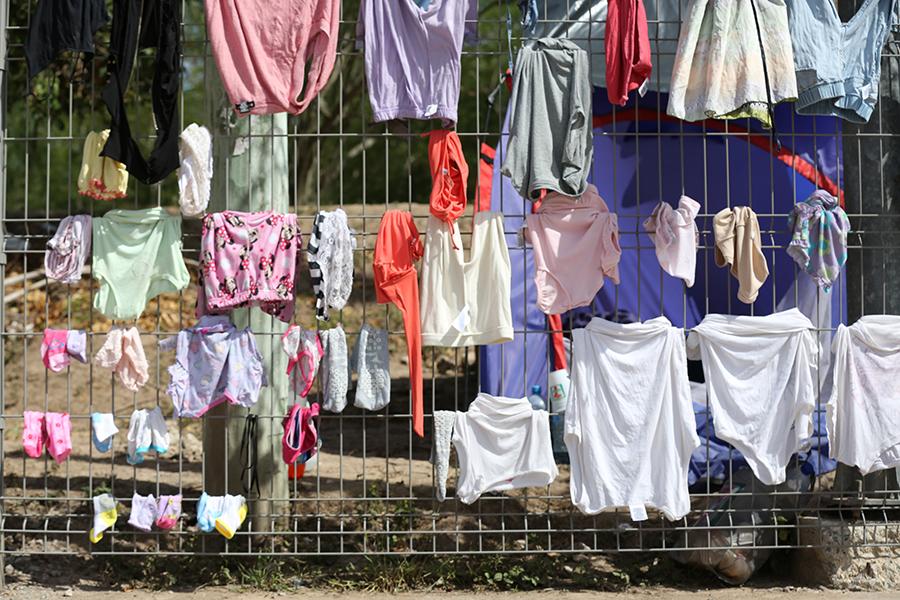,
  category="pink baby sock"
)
[22,411,45,458]
[41,329,71,373]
